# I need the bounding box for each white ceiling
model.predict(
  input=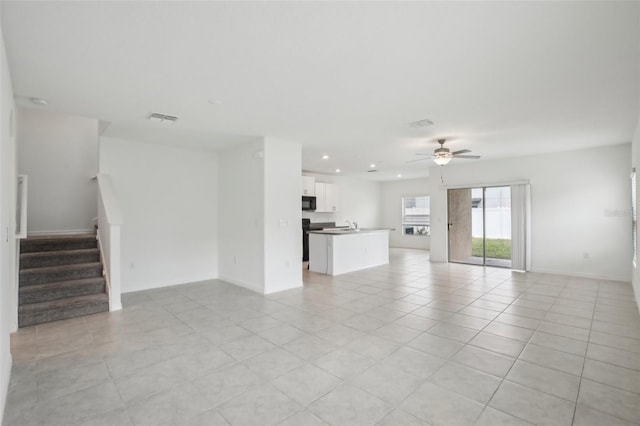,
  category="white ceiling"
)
[2,1,638,181]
